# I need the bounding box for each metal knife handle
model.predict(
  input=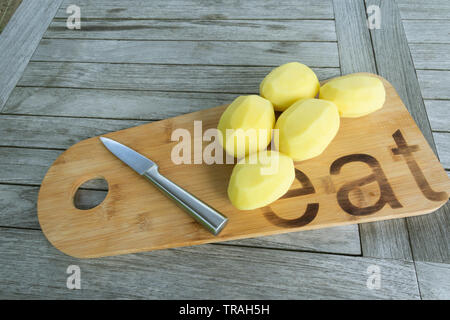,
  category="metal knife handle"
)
[143,167,228,235]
